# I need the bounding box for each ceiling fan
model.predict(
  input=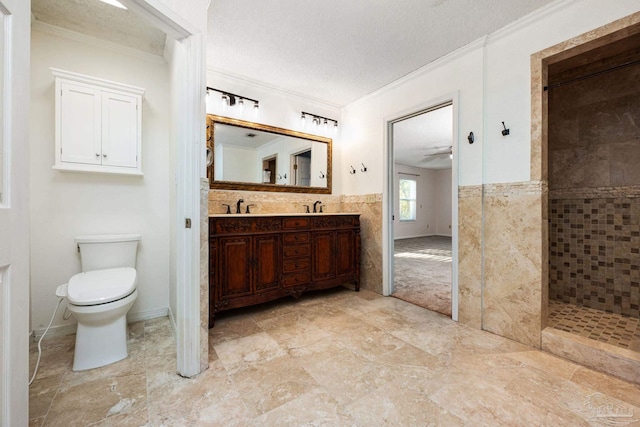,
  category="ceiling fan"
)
[422,145,452,159]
